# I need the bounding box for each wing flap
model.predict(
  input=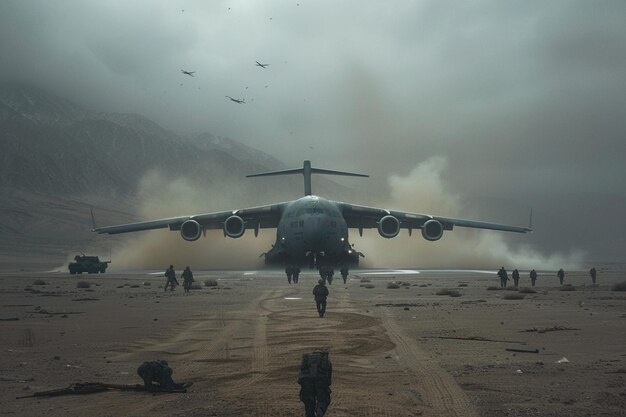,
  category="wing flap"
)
[335,201,531,234]
[94,202,288,235]
[95,216,190,235]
